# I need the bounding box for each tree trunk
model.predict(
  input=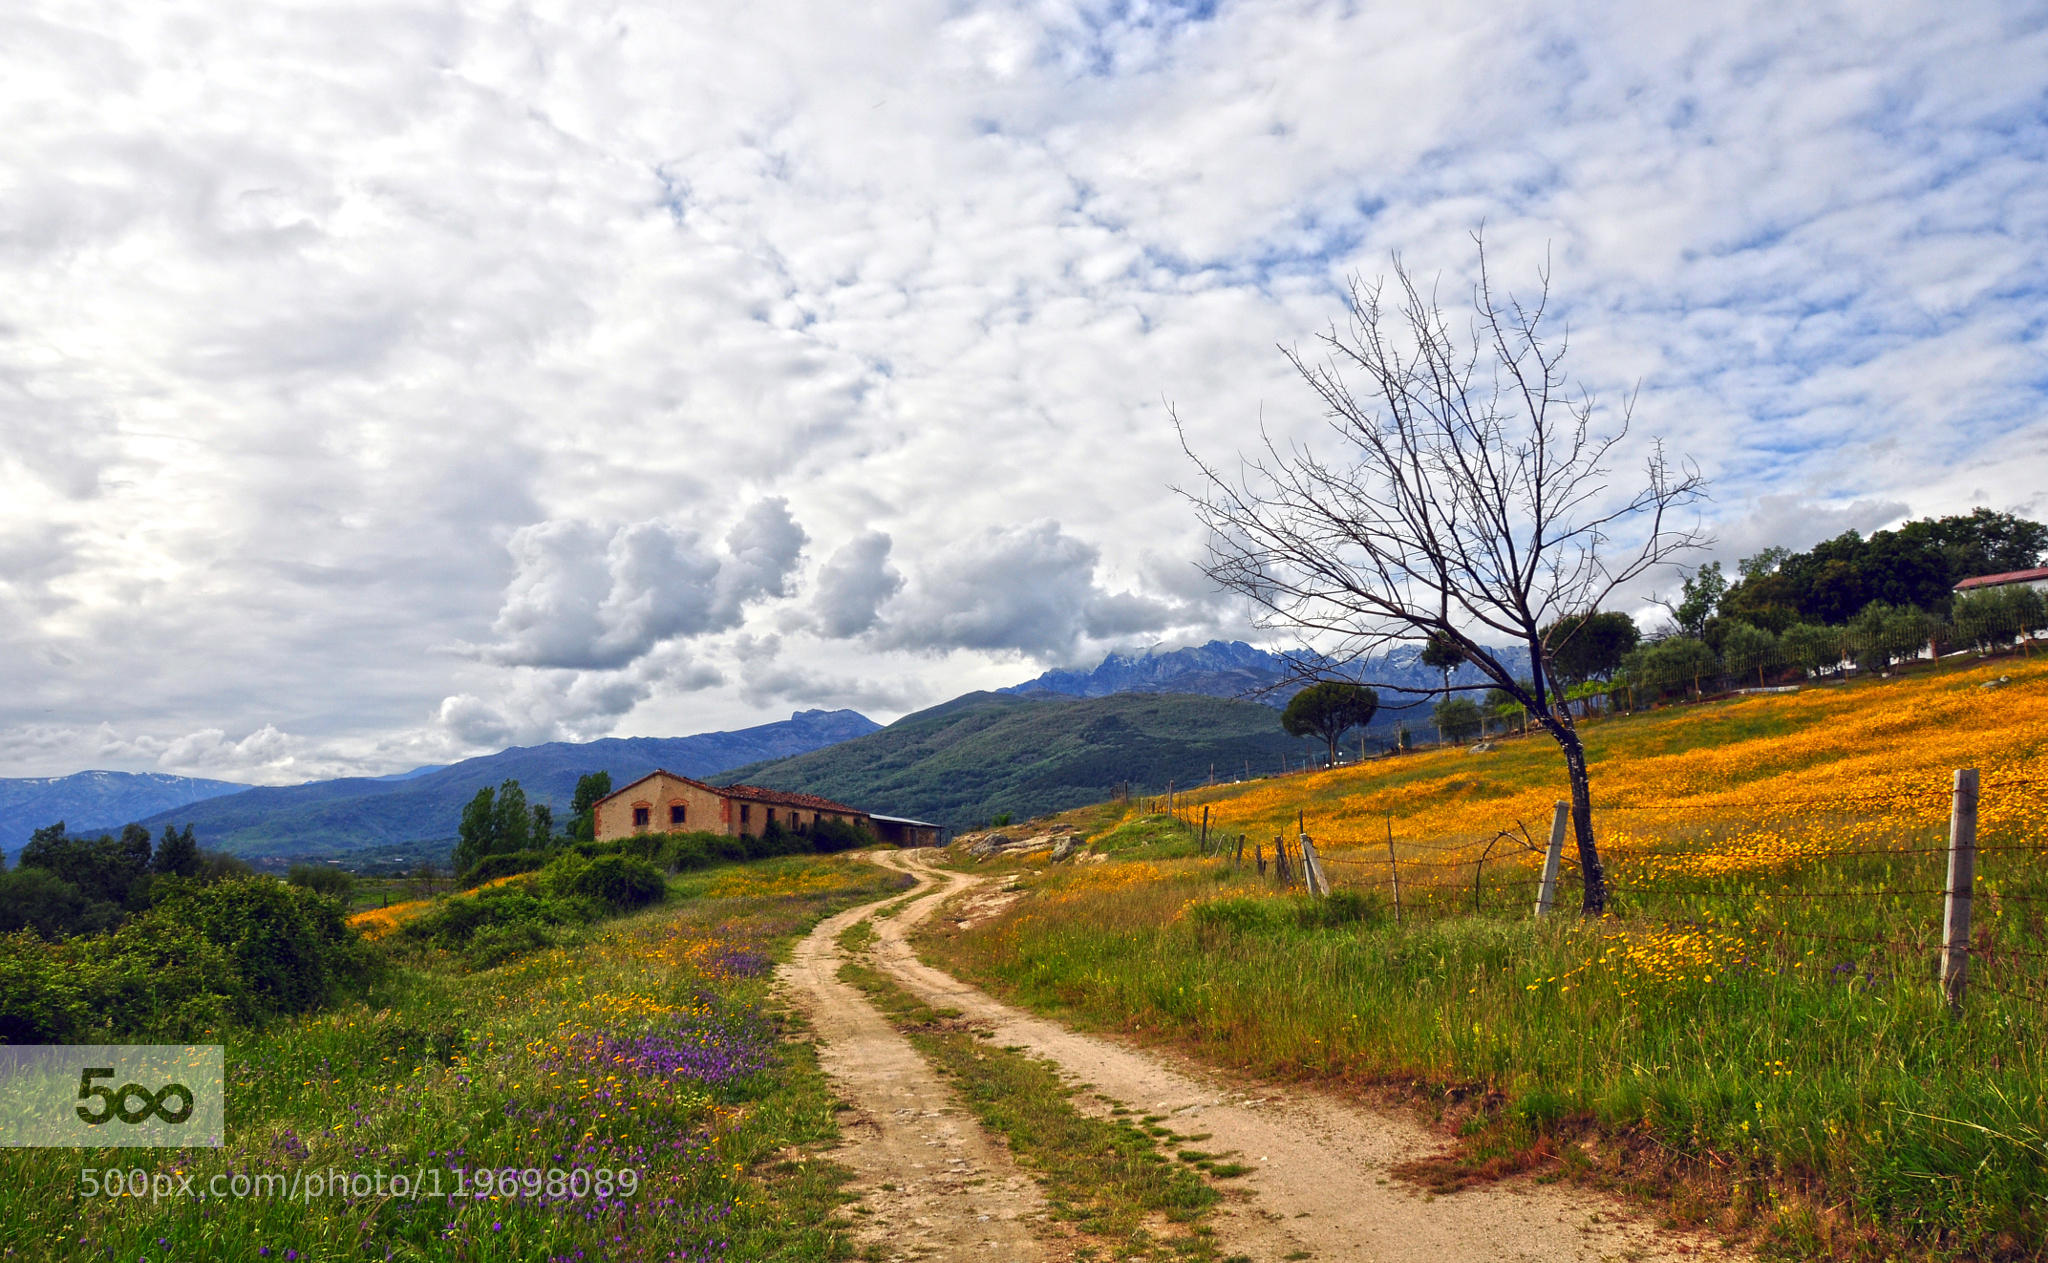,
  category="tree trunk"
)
[1555,727,1607,913]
